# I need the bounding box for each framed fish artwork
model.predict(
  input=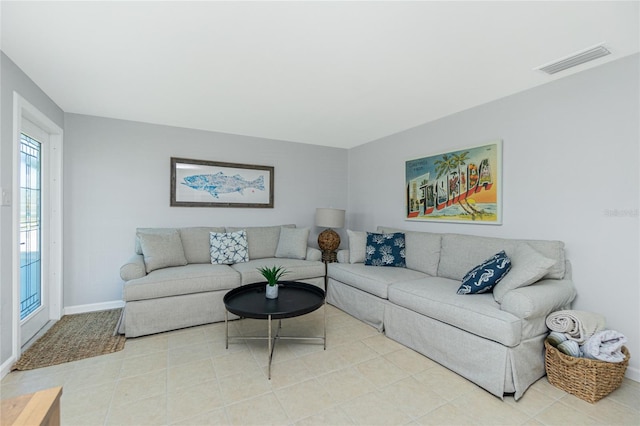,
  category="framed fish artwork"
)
[170,157,274,208]
[405,140,502,224]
